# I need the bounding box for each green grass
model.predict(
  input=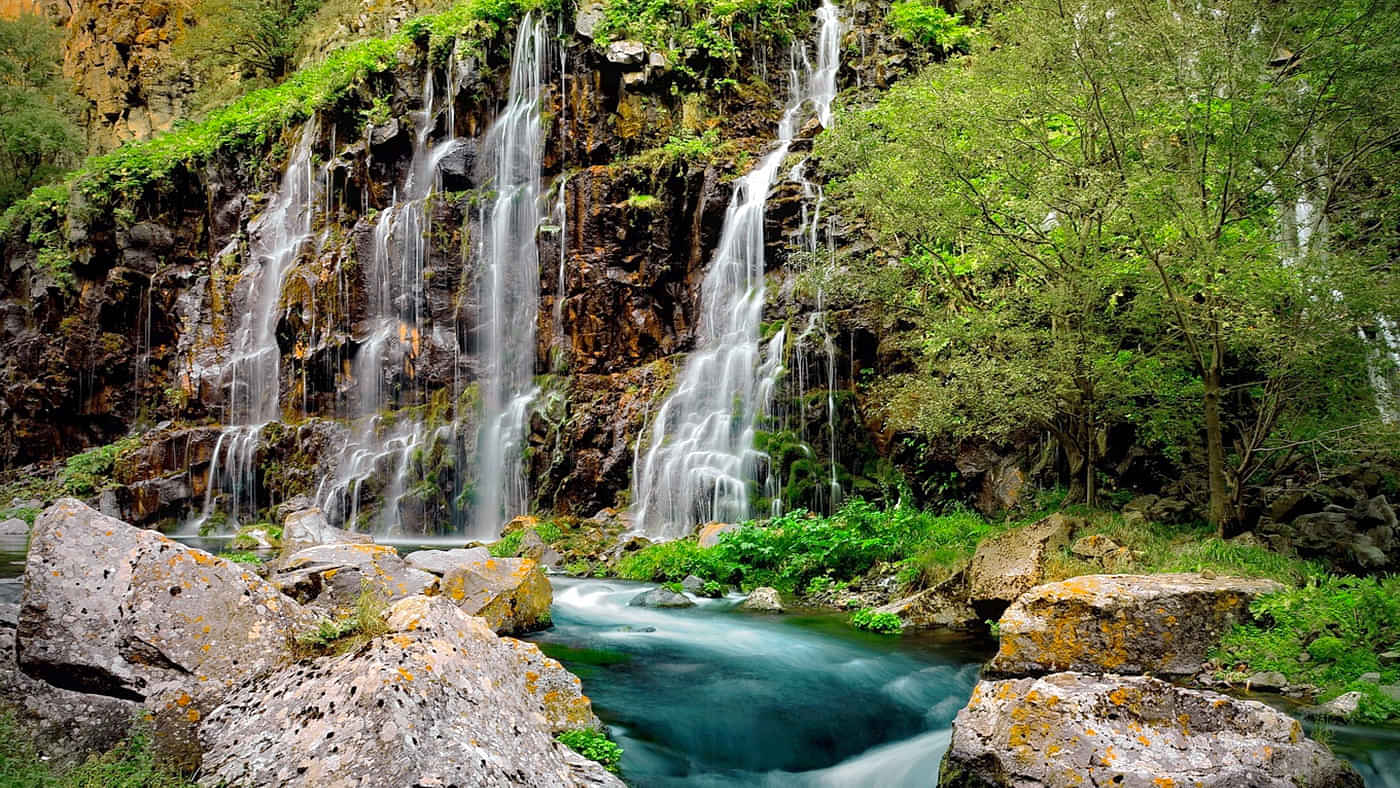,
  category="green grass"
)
[0,710,191,787]
[293,581,390,656]
[0,507,39,526]
[1212,575,1400,722]
[555,728,622,773]
[218,550,267,565]
[488,530,524,557]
